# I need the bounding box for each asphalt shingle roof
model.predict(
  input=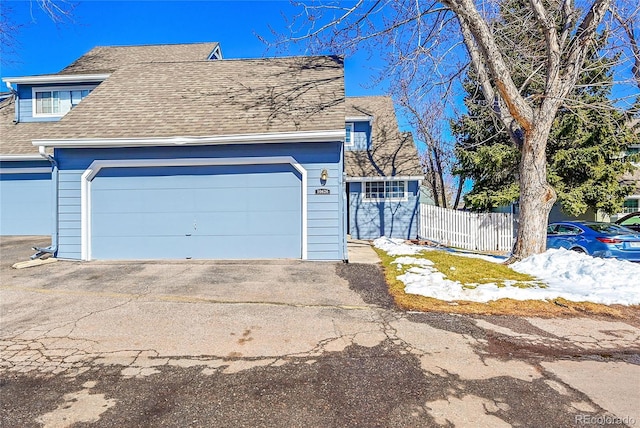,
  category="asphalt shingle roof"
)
[43,56,344,140]
[344,96,423,178]
[0,96,55,155]
[58,43,220,74]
